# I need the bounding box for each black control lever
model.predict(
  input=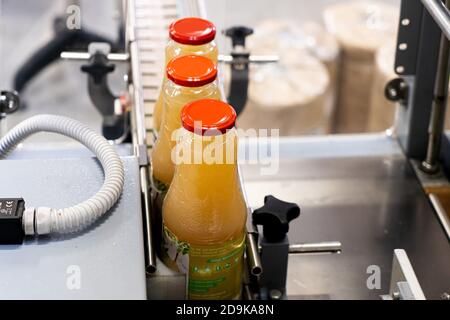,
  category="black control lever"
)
[252,195,300,300]
[81,45,126,141]
[13,16,118,95]
[253,195,300,242]
[224,26,254,116]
